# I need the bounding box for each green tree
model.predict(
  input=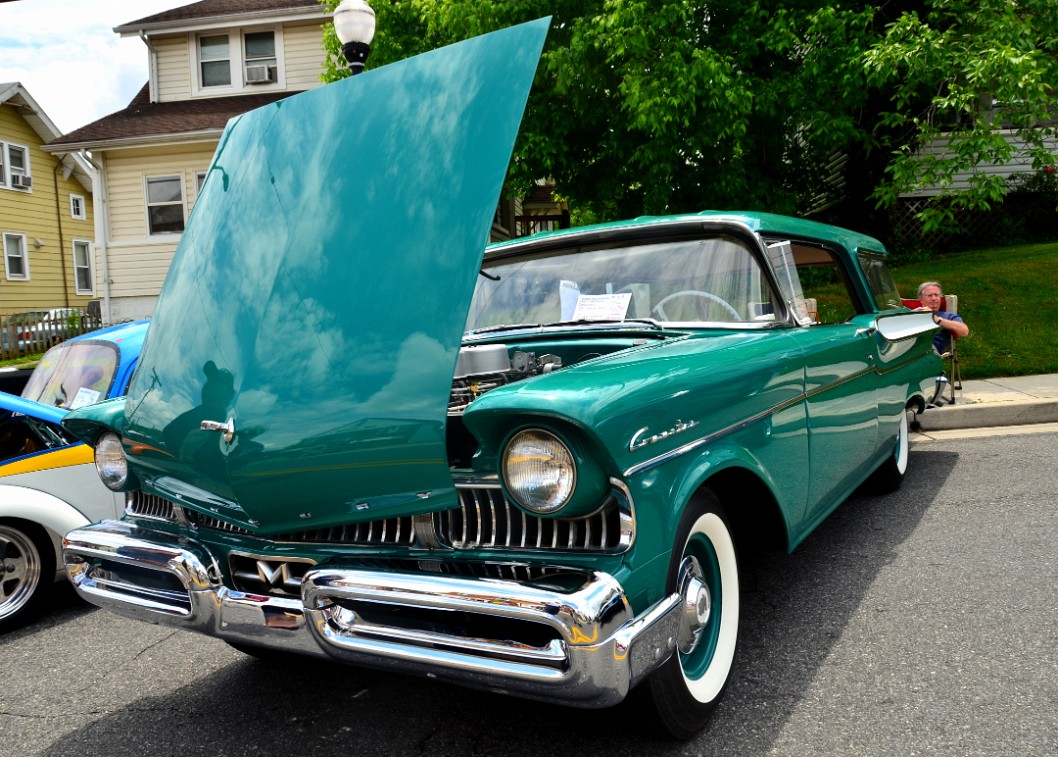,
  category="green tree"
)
[320,1,879,221]
[319,1,1058,233]
[865,0,1058,233]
